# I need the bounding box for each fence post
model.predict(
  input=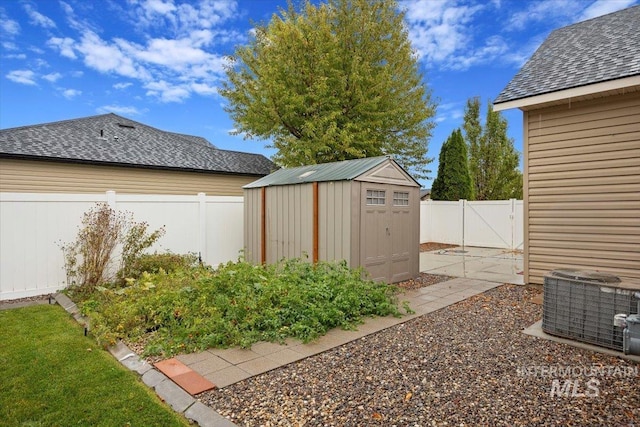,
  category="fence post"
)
[198,193,207,264]
[459,199,466,248]
[106,190,116,209]
[510,198,516,250]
